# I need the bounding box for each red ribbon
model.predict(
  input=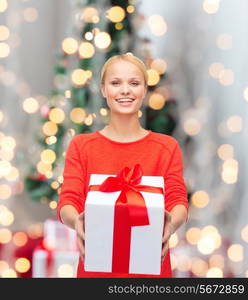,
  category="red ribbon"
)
[89,164,164,273]
[36,241,54,277]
